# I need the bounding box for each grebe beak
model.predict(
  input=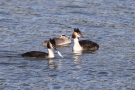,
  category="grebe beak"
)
[81,35,84,38]
[78,33,84,38]
[49,39,63,58]
[56,50,63,58]
[53,47,63,58]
